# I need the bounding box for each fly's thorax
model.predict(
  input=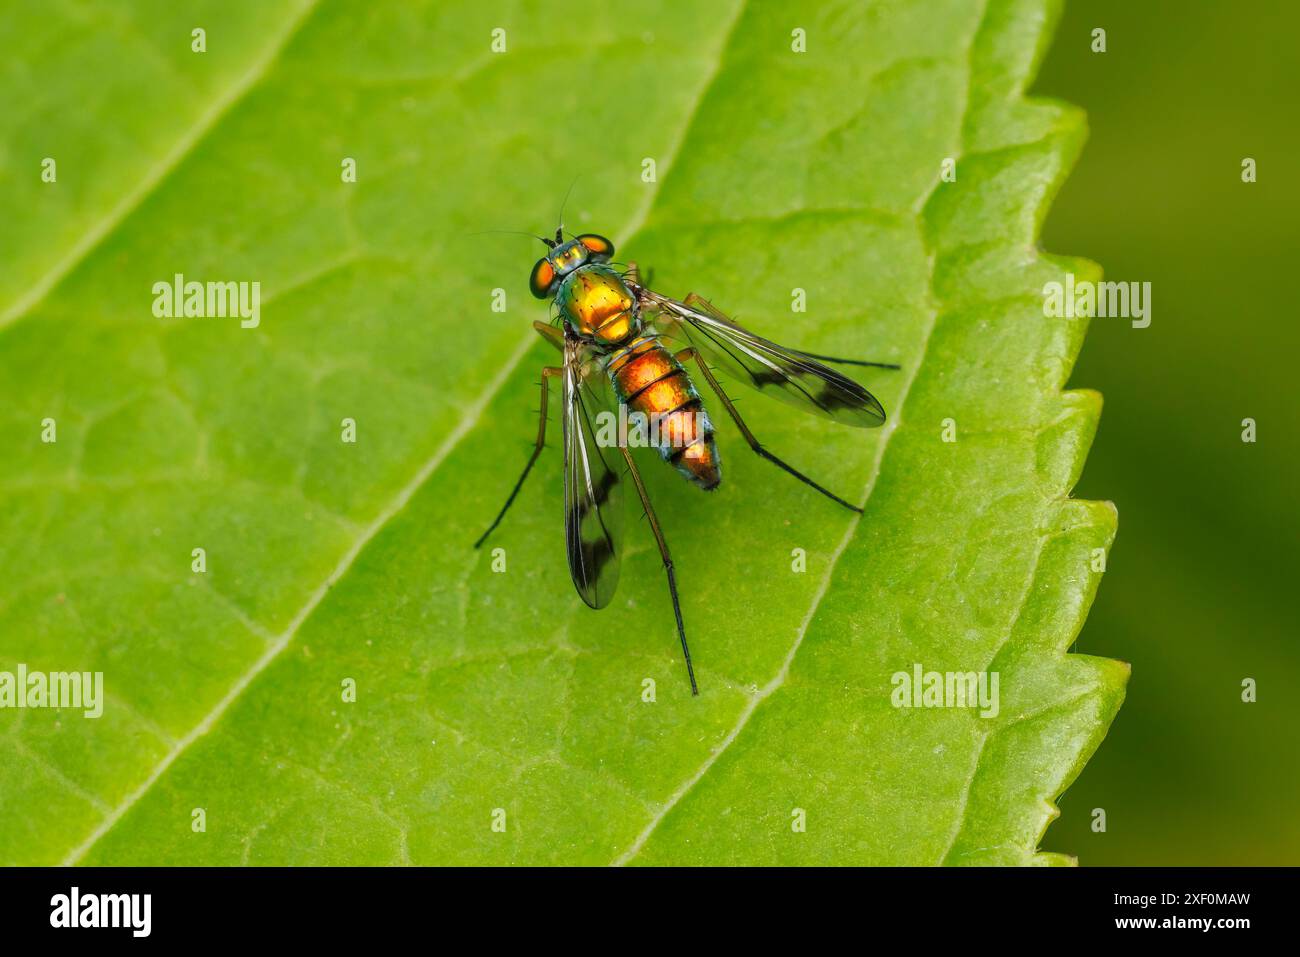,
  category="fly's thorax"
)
[557,264,640,345]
